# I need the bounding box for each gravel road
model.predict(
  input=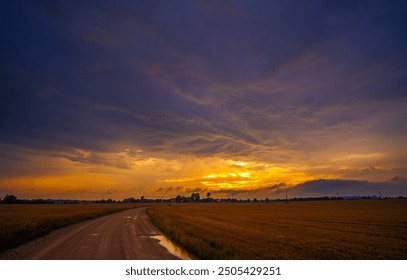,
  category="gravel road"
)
[0,207,182,260]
